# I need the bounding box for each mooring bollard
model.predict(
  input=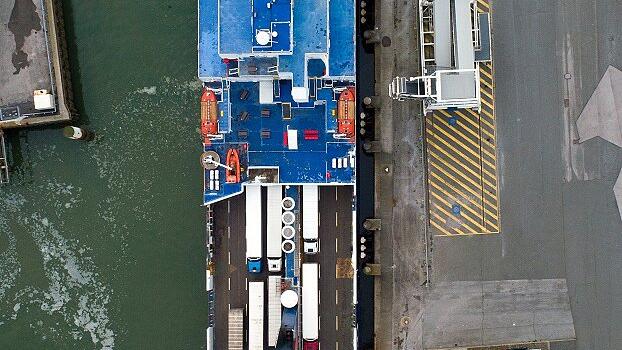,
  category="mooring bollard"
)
[63,126,94,141]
